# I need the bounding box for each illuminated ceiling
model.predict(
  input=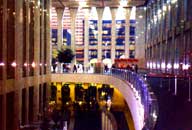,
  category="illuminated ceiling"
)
[52,0,147,8]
